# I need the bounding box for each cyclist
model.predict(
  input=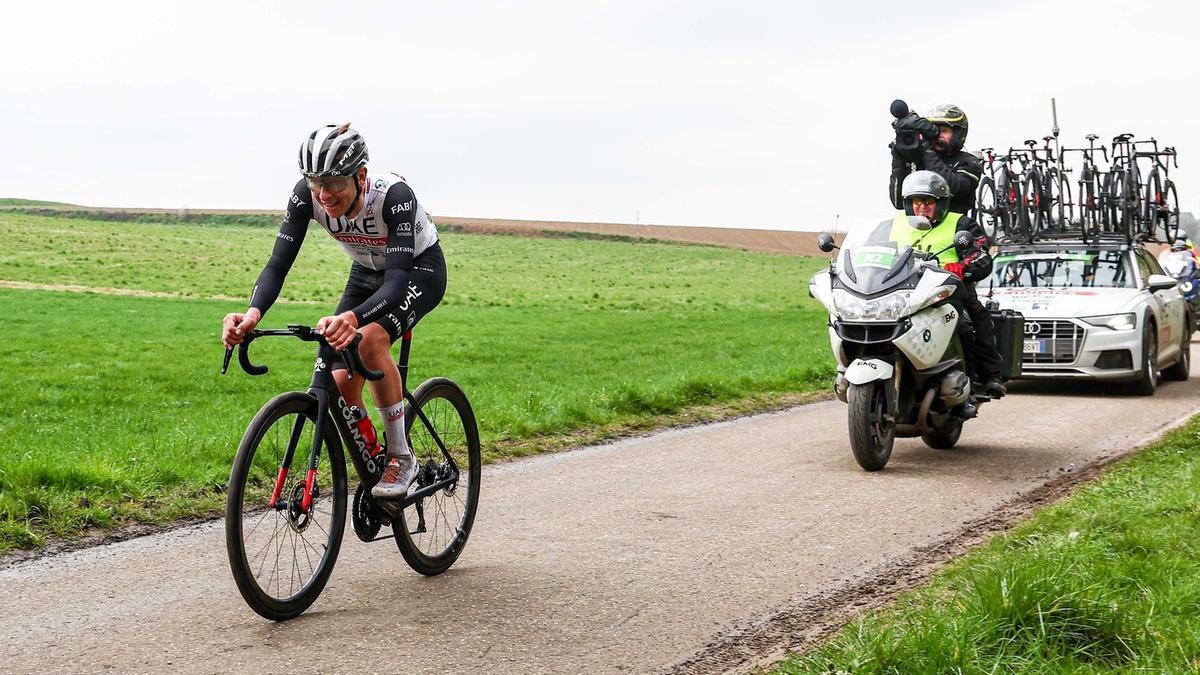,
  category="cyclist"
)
[221,123,446,499]
[890,104,983,216]
[890,171,1006,402]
